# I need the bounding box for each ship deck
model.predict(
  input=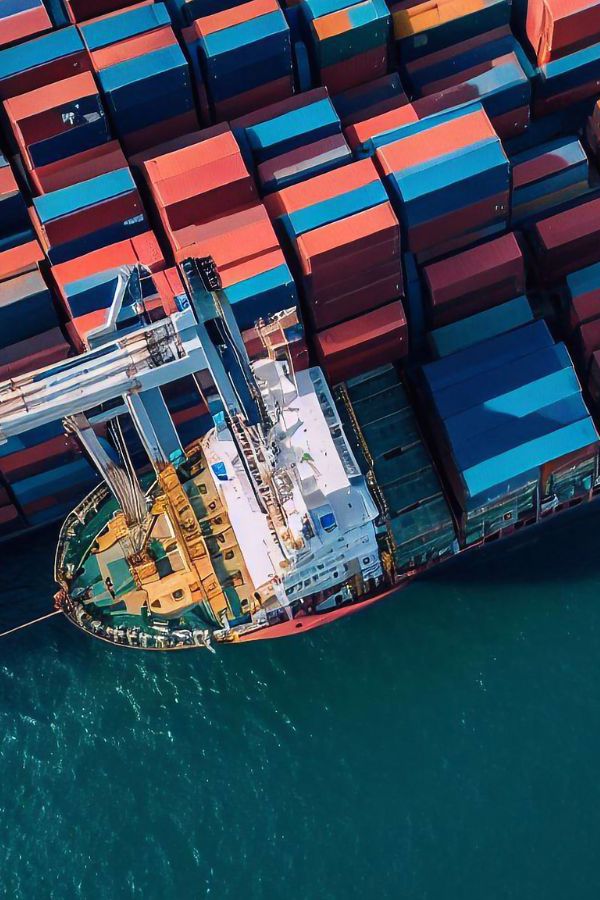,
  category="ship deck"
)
[59,472,215,645]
